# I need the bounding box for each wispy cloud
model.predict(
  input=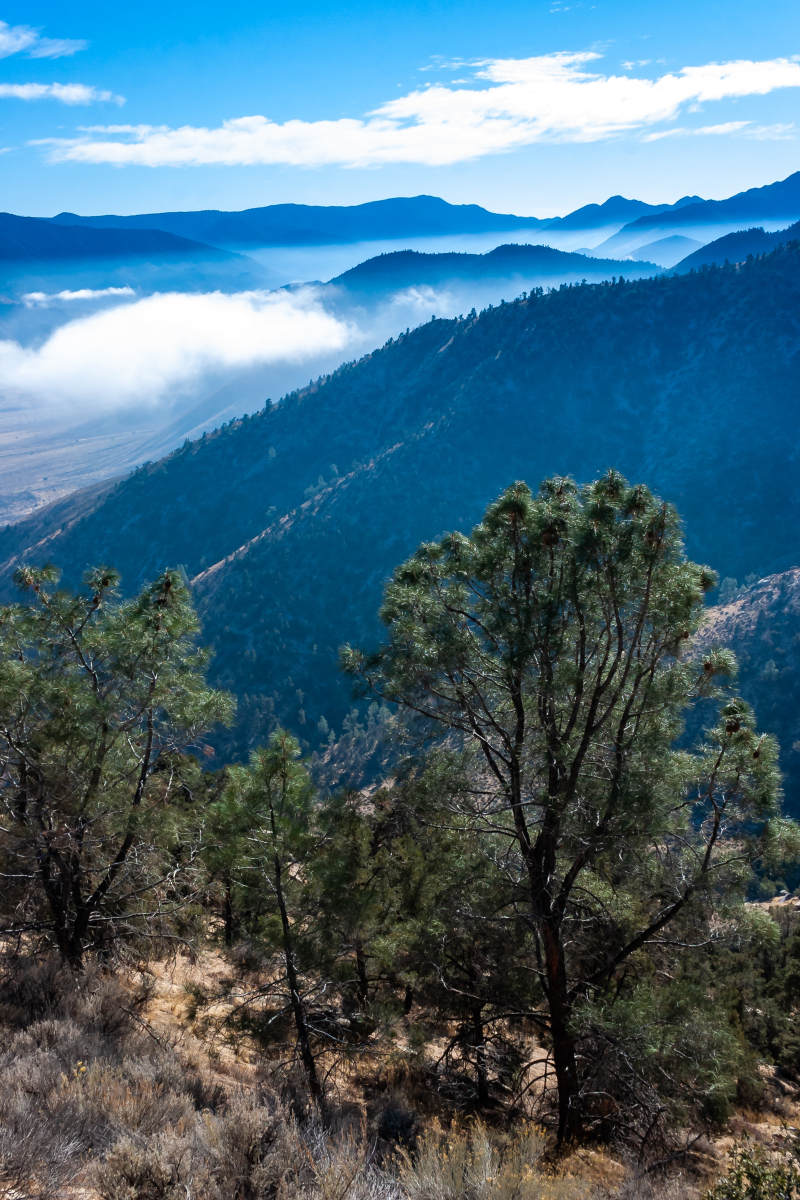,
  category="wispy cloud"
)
[744,122,796,140]
[22,287,135,307]
[643,120,752,141]
[0,82,124,105]
[0,19,86,59]
[644,119,795,141]
[0,289,352,409]
[38,51,800,168]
